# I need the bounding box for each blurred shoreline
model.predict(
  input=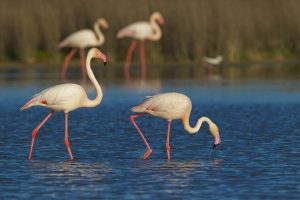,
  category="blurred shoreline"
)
[2,0,300,64]
[1,59,300,82]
